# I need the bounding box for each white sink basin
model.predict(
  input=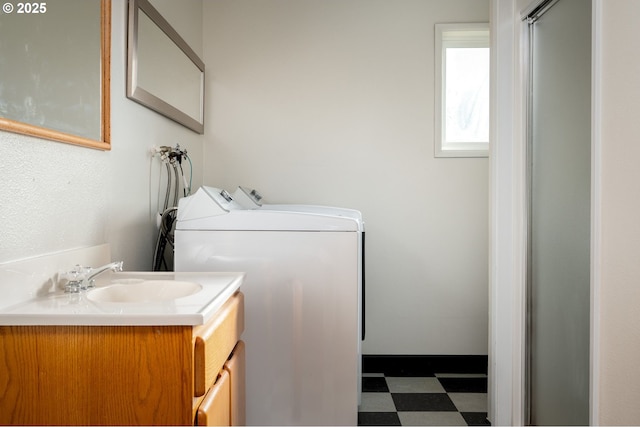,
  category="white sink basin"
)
[87,280,203,303]
[0,269,243,326]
